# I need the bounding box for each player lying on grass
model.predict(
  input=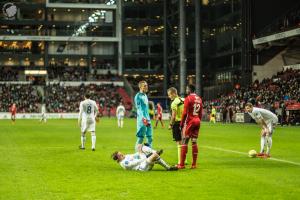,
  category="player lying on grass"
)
[245,102,278,158]
[111,144,178,171]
